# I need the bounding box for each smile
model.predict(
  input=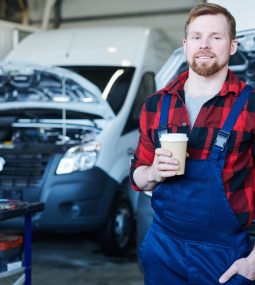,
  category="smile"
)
[196,56,213,59]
